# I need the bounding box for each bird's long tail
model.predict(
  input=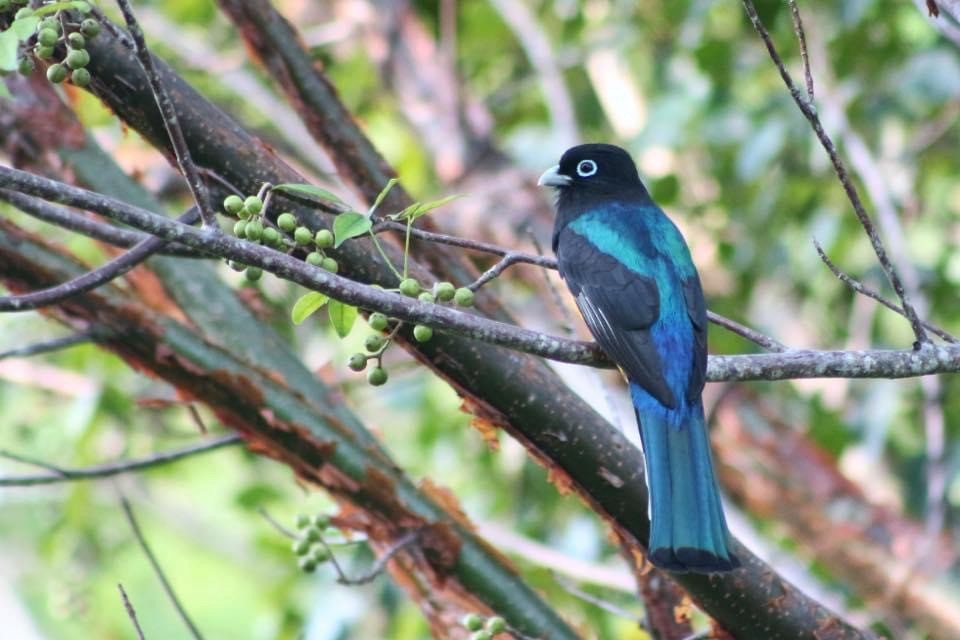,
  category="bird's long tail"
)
[630,383,739,572]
